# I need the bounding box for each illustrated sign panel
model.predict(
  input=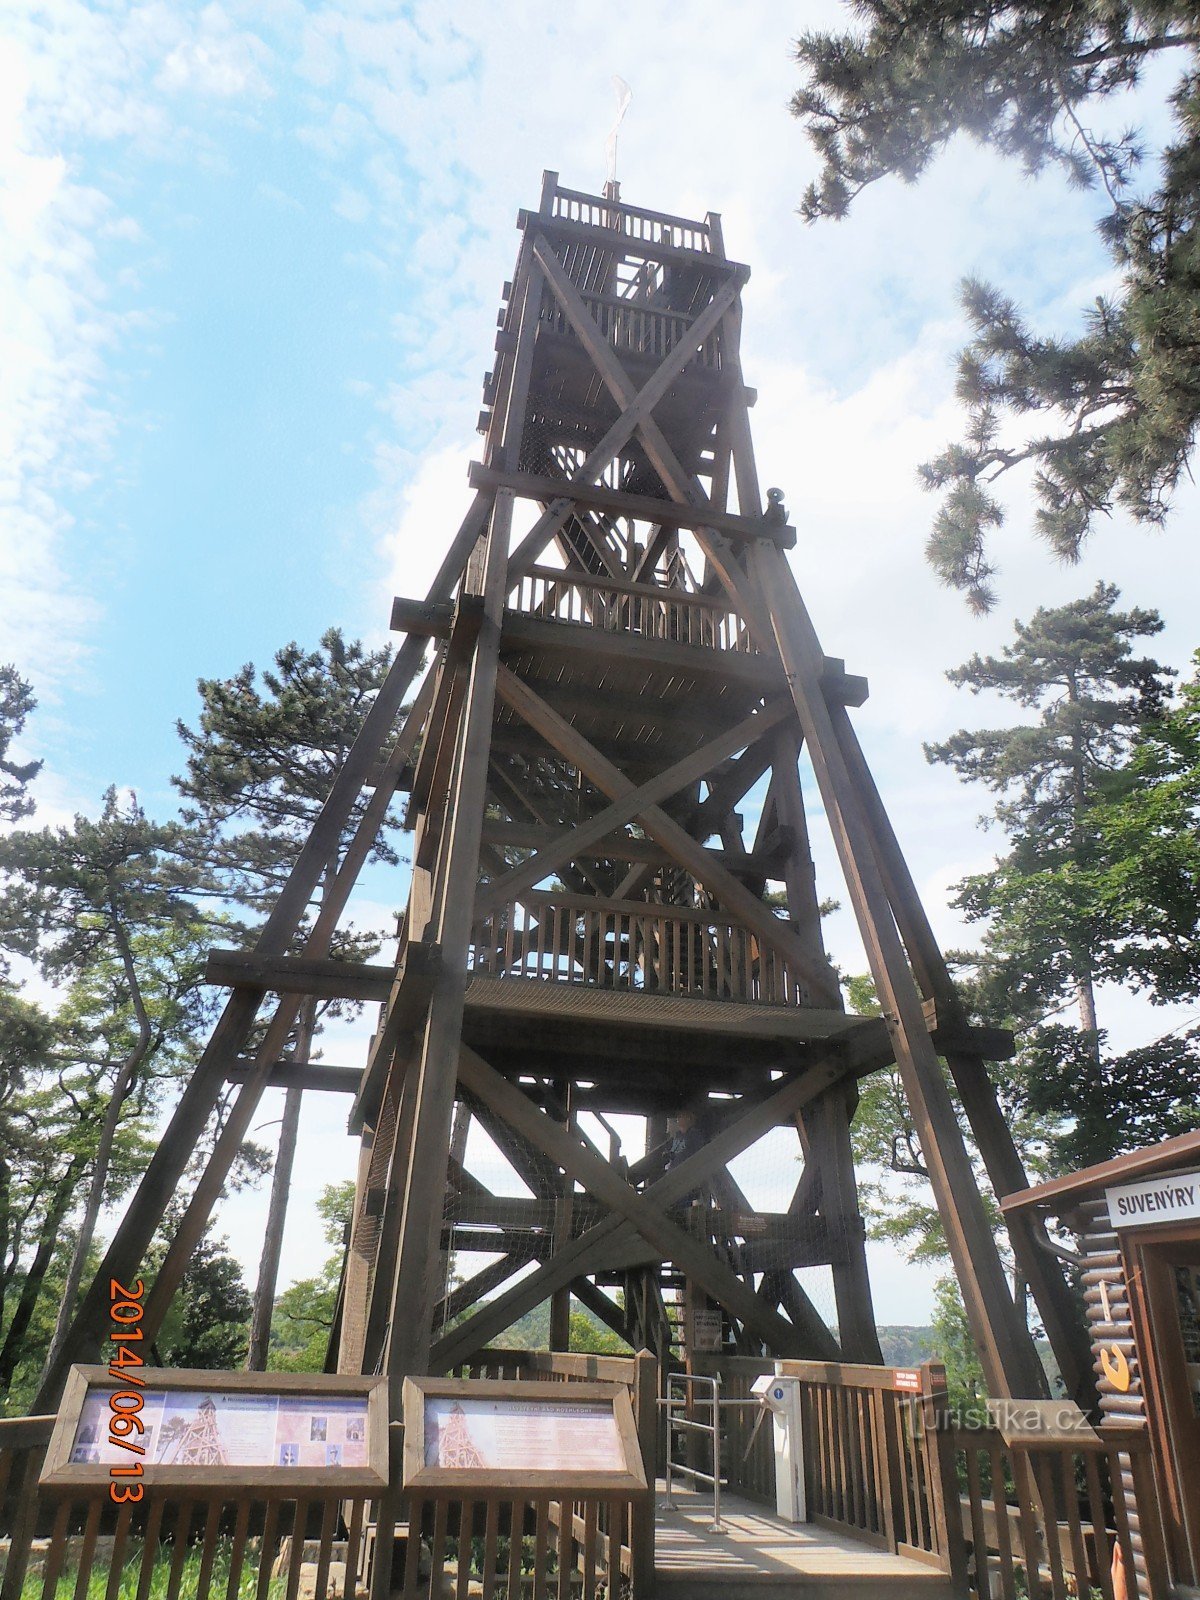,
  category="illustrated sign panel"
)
[1106,1169,1200,1231]
[67,1389,368,1470]
[41,1367,387,1491]
[402,1376,649,1496]
[424,1396,623,1473]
